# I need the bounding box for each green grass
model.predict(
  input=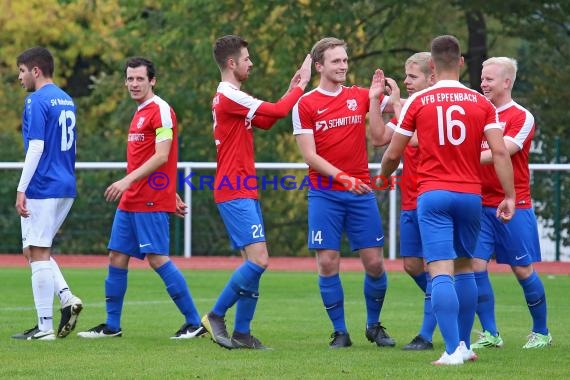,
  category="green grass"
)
[1,268,568,379]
